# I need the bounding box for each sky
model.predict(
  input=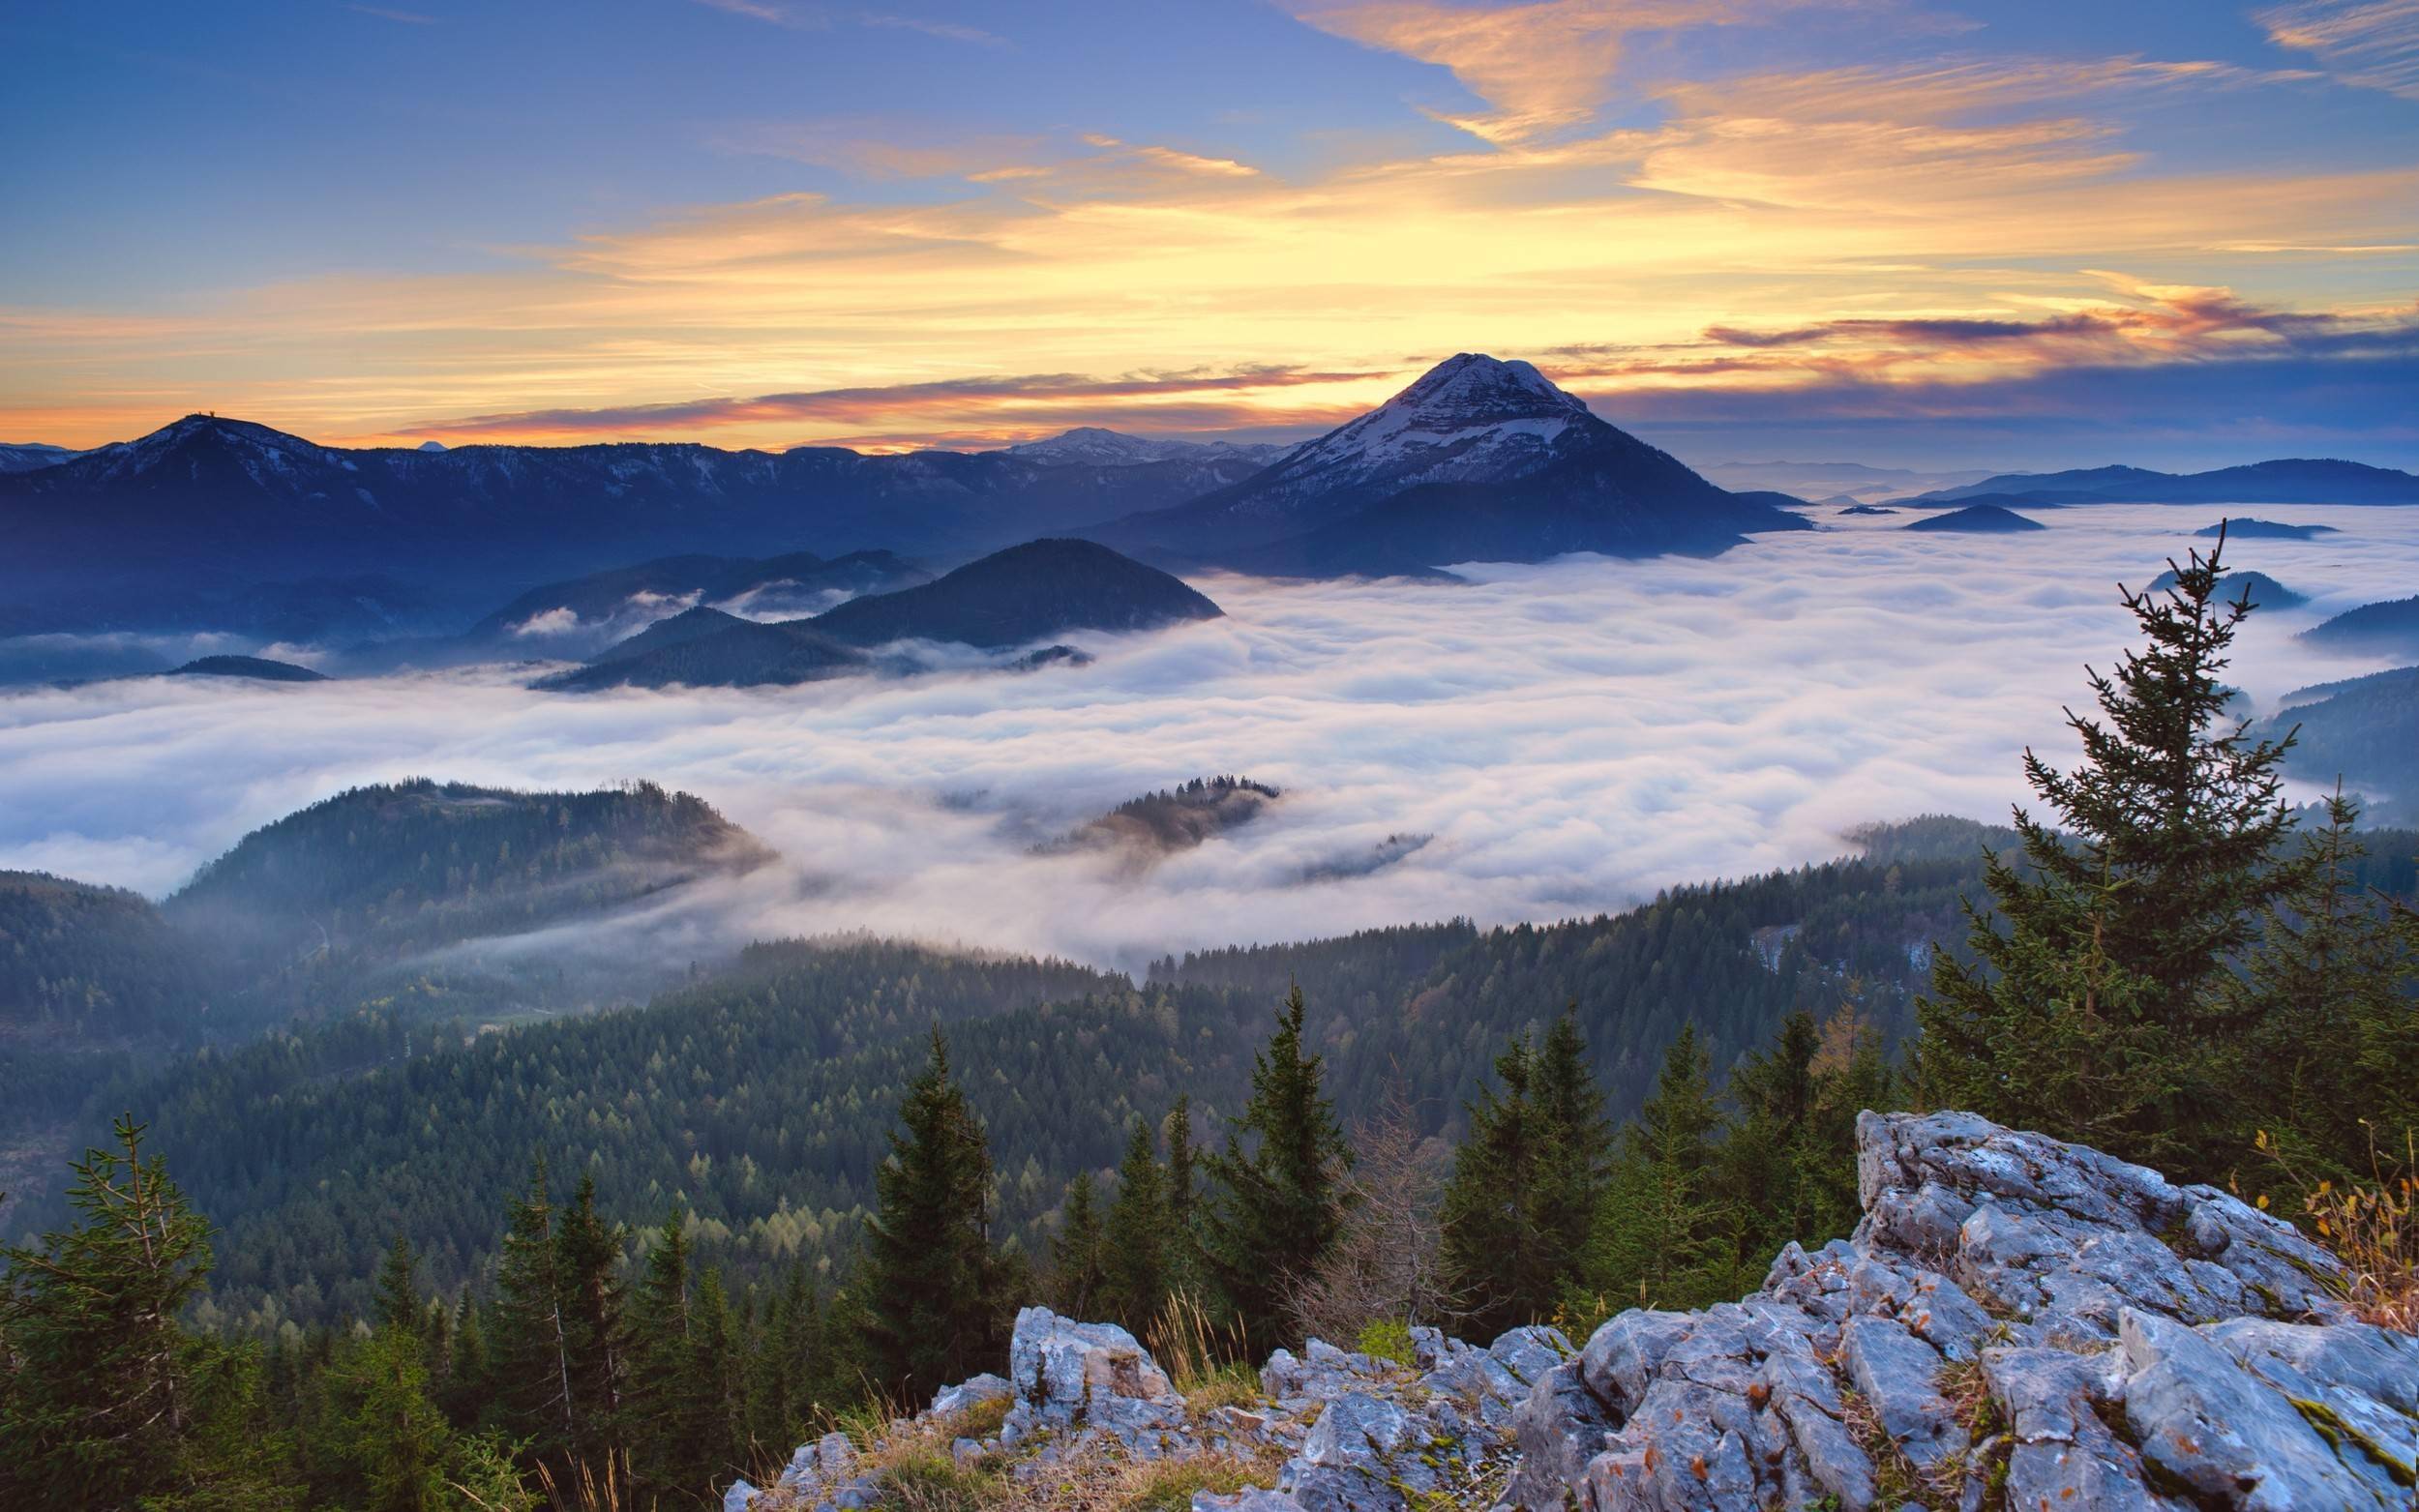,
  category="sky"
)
[3,0,2416,467]
[3,504,2413,969]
